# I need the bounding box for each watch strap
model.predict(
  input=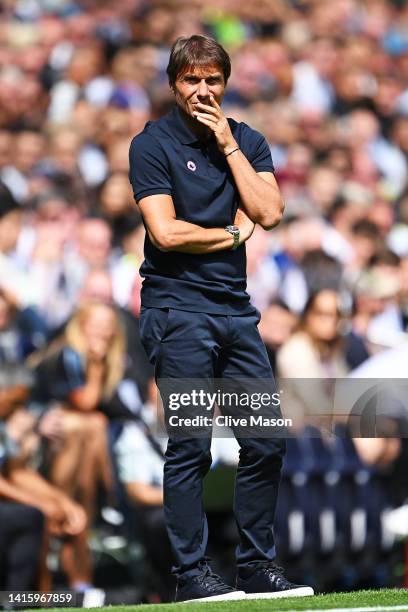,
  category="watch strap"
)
[225,225,240,250]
